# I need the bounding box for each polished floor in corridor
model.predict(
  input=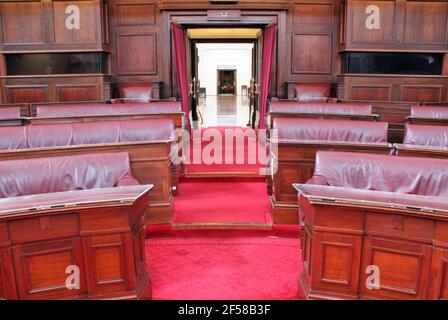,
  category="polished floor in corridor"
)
[197,95,251,127]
